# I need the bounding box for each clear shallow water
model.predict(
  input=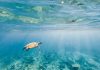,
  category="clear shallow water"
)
[0,0,100,70]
